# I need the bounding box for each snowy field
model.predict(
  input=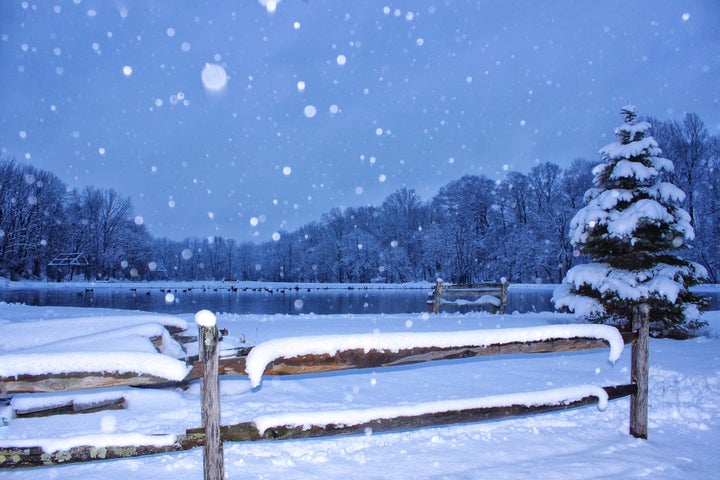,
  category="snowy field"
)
[1,292,720,479]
